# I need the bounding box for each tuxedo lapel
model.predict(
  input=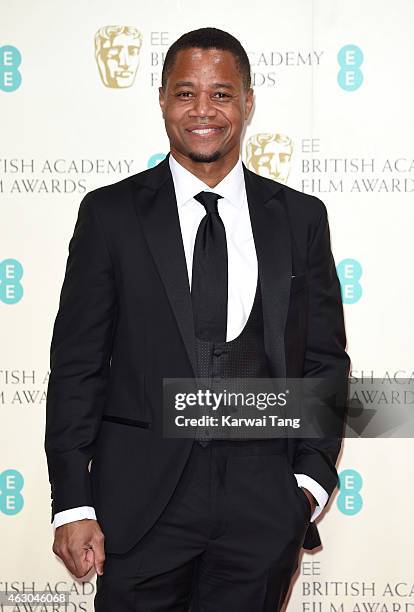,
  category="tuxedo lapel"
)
[132,156,198,377]
[132,156,292,380]
[242,164,292,378]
